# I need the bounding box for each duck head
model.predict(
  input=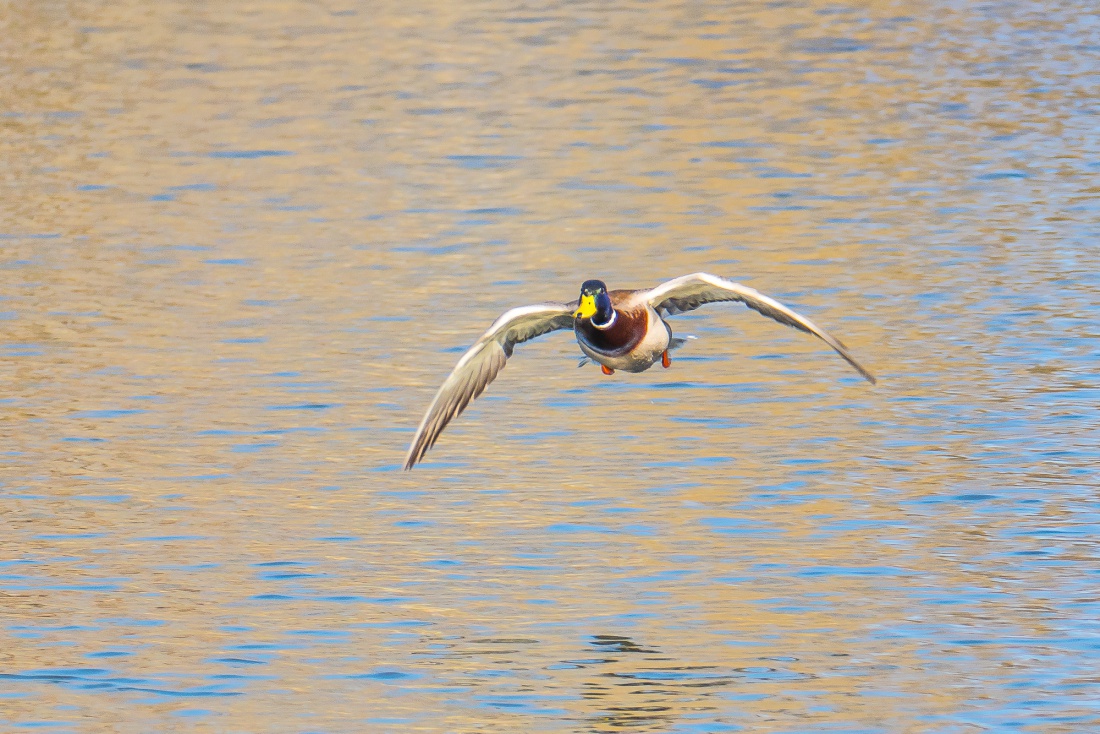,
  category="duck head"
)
[572,279,616,328]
